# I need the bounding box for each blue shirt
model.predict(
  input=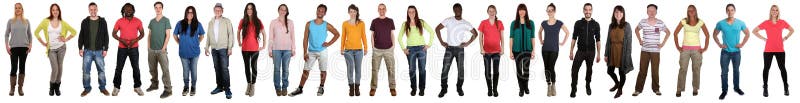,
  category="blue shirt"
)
[541,20,563,52]
[173,20,206,58]
[308,20,328,52]
[715,19,746,52]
